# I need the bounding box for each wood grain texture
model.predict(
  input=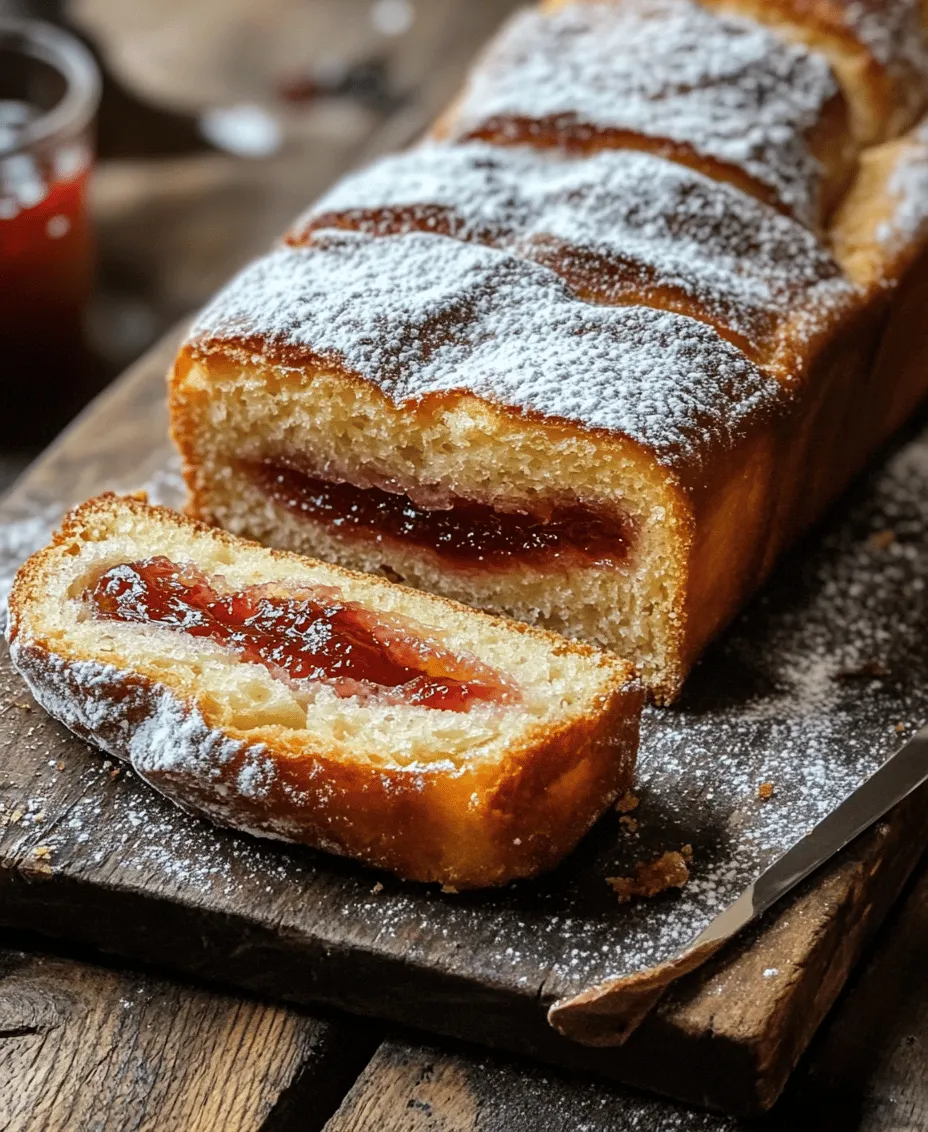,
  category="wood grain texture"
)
[0,609,923,1118]
[0,946,376,1132]
[325,855,928,1132]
